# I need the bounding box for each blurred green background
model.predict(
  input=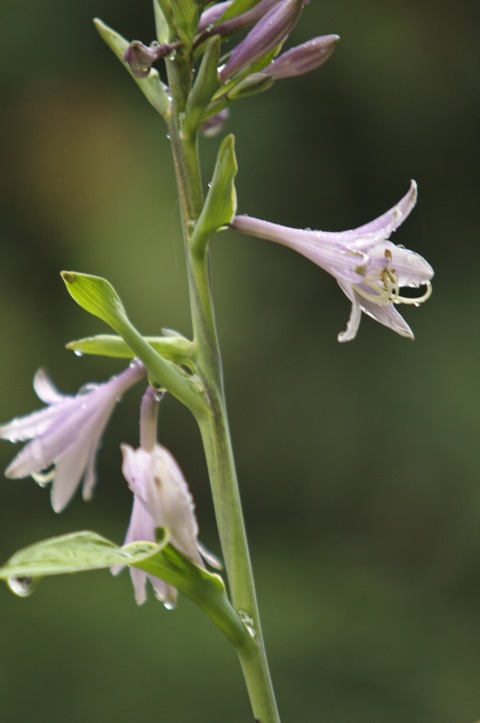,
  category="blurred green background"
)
[1,1,479,721]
